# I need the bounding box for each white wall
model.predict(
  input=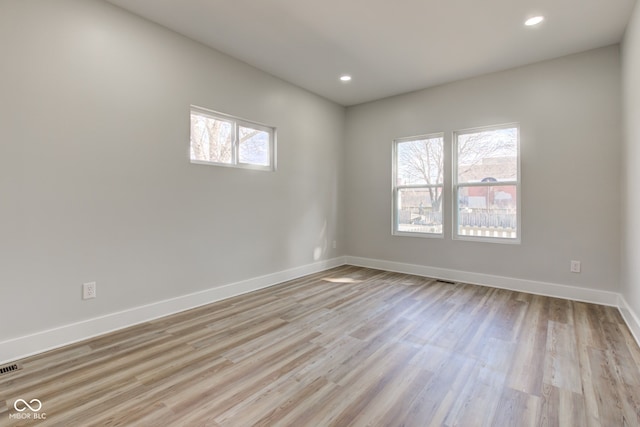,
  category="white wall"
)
[0,0,344,343]
[345,46,622,291]
[622,2,640,324]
